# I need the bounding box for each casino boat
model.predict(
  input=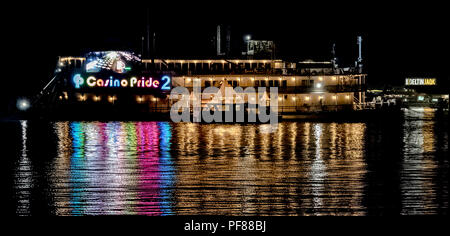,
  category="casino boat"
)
[30,36,369,121]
